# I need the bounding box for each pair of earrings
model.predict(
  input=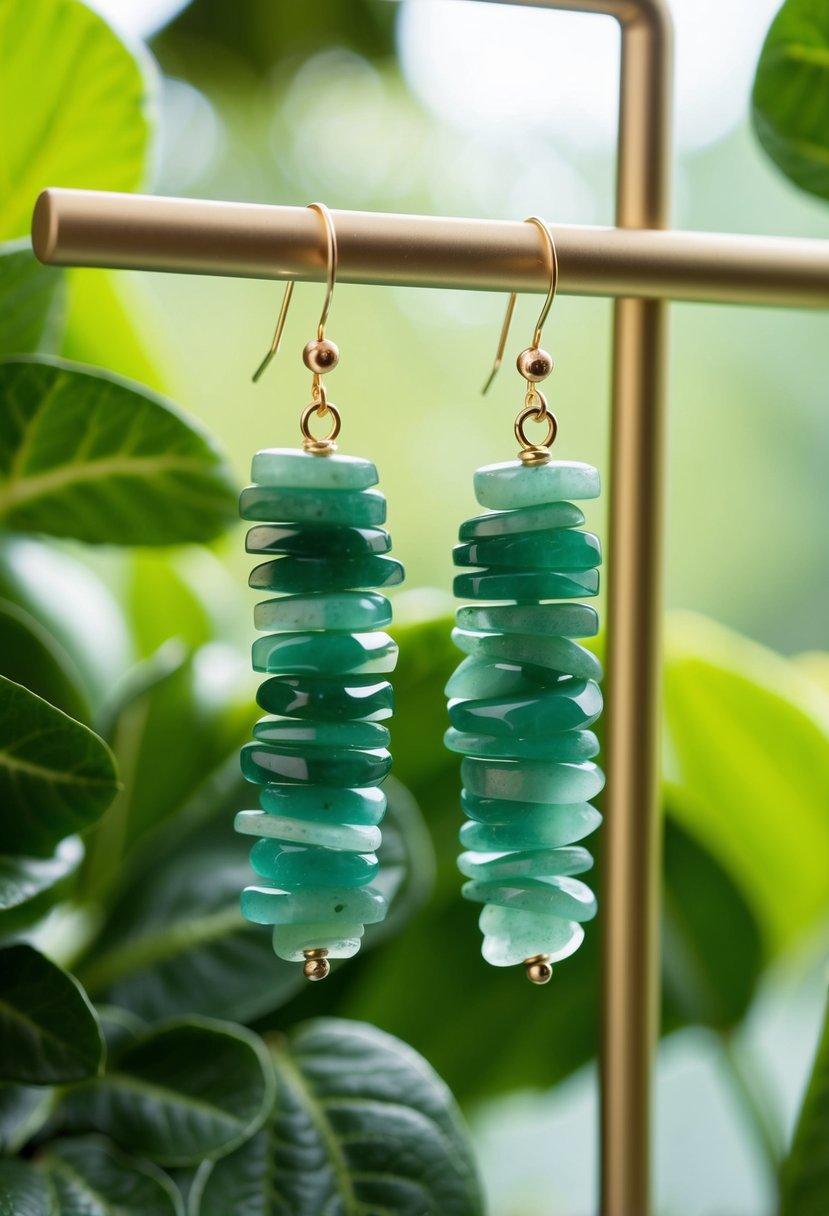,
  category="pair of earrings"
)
[235,205,603,986]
